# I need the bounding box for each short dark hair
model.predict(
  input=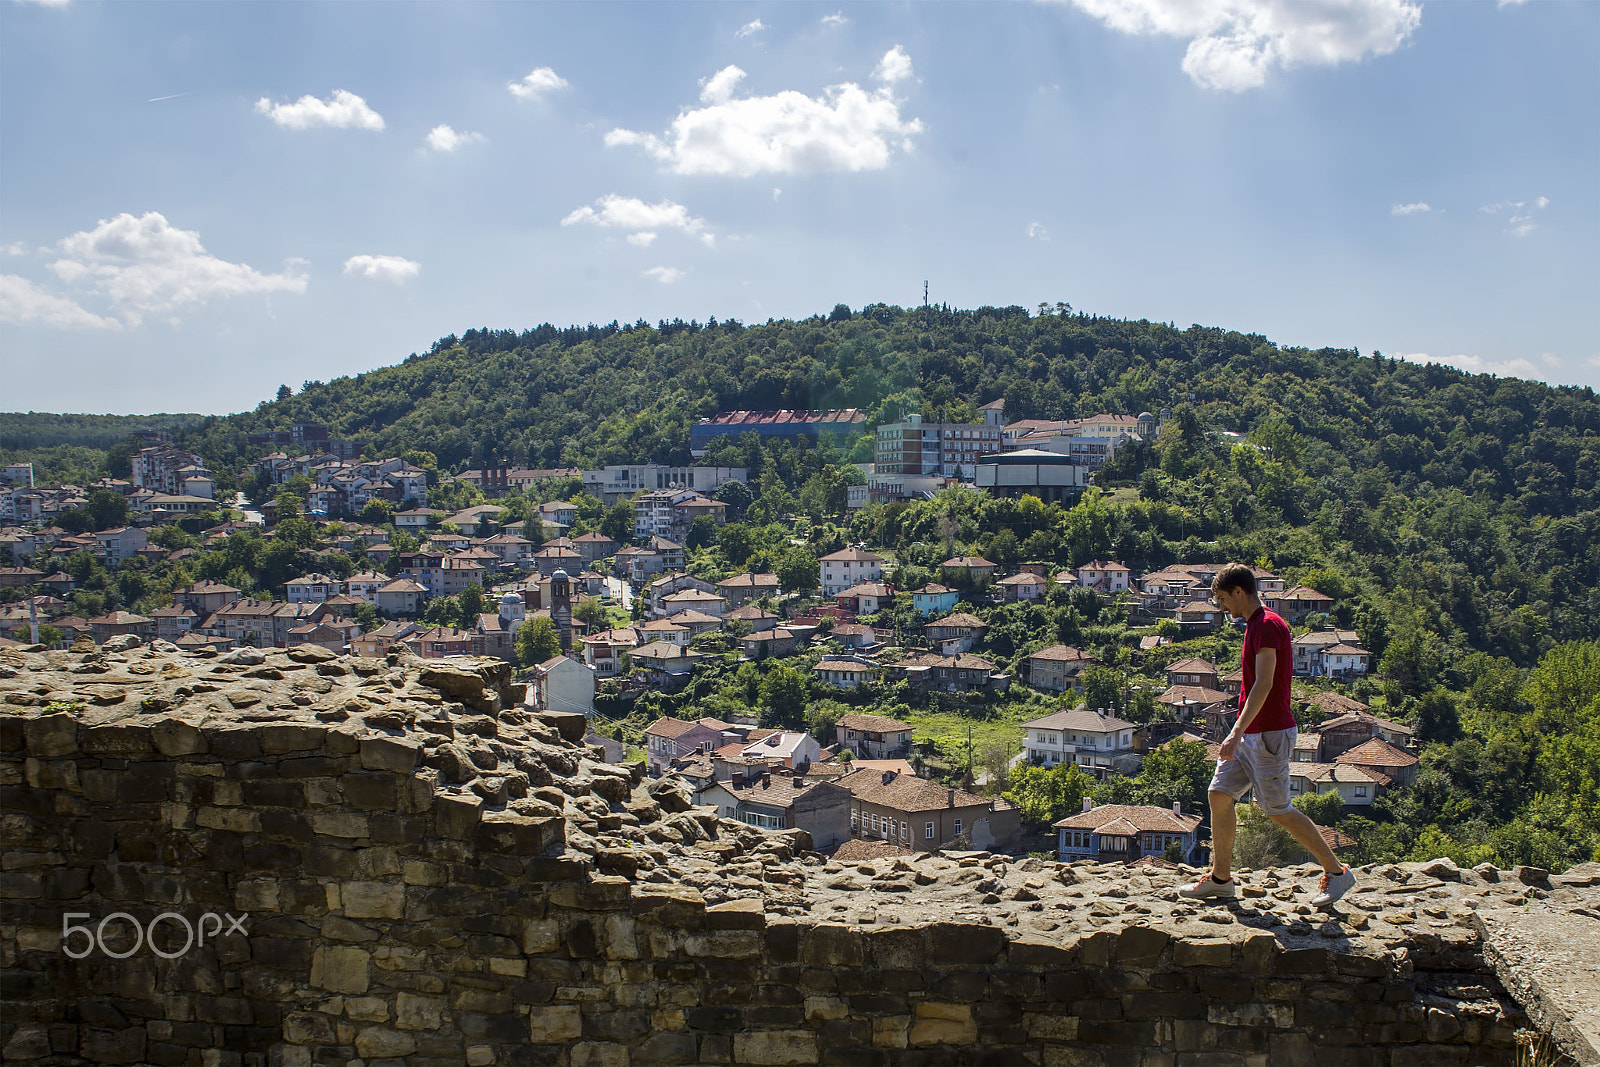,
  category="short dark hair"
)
[1213,562,1257,596]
